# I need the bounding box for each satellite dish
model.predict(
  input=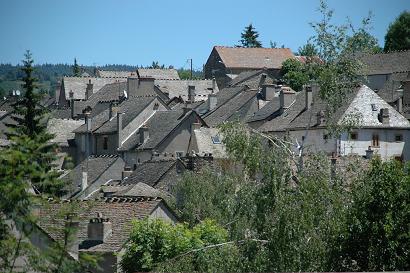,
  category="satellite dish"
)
[15,90,21,96]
